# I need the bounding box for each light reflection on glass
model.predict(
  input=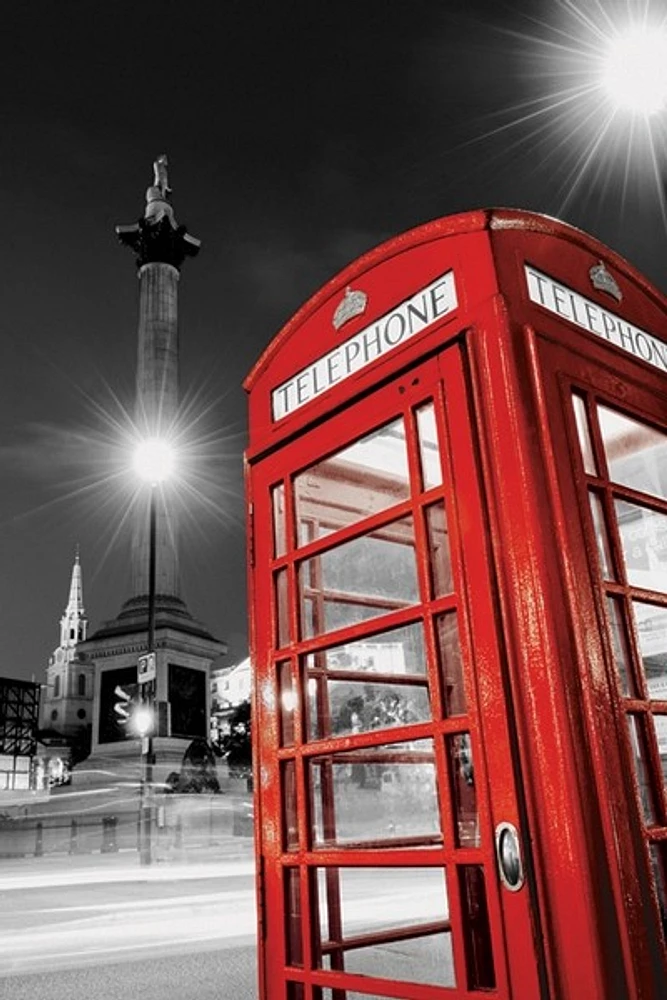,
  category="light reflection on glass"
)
[598,405,667,502]
[416,402,443,489]
[295,417,410,544]
[572,393,597,476]
[589,490,615,580]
